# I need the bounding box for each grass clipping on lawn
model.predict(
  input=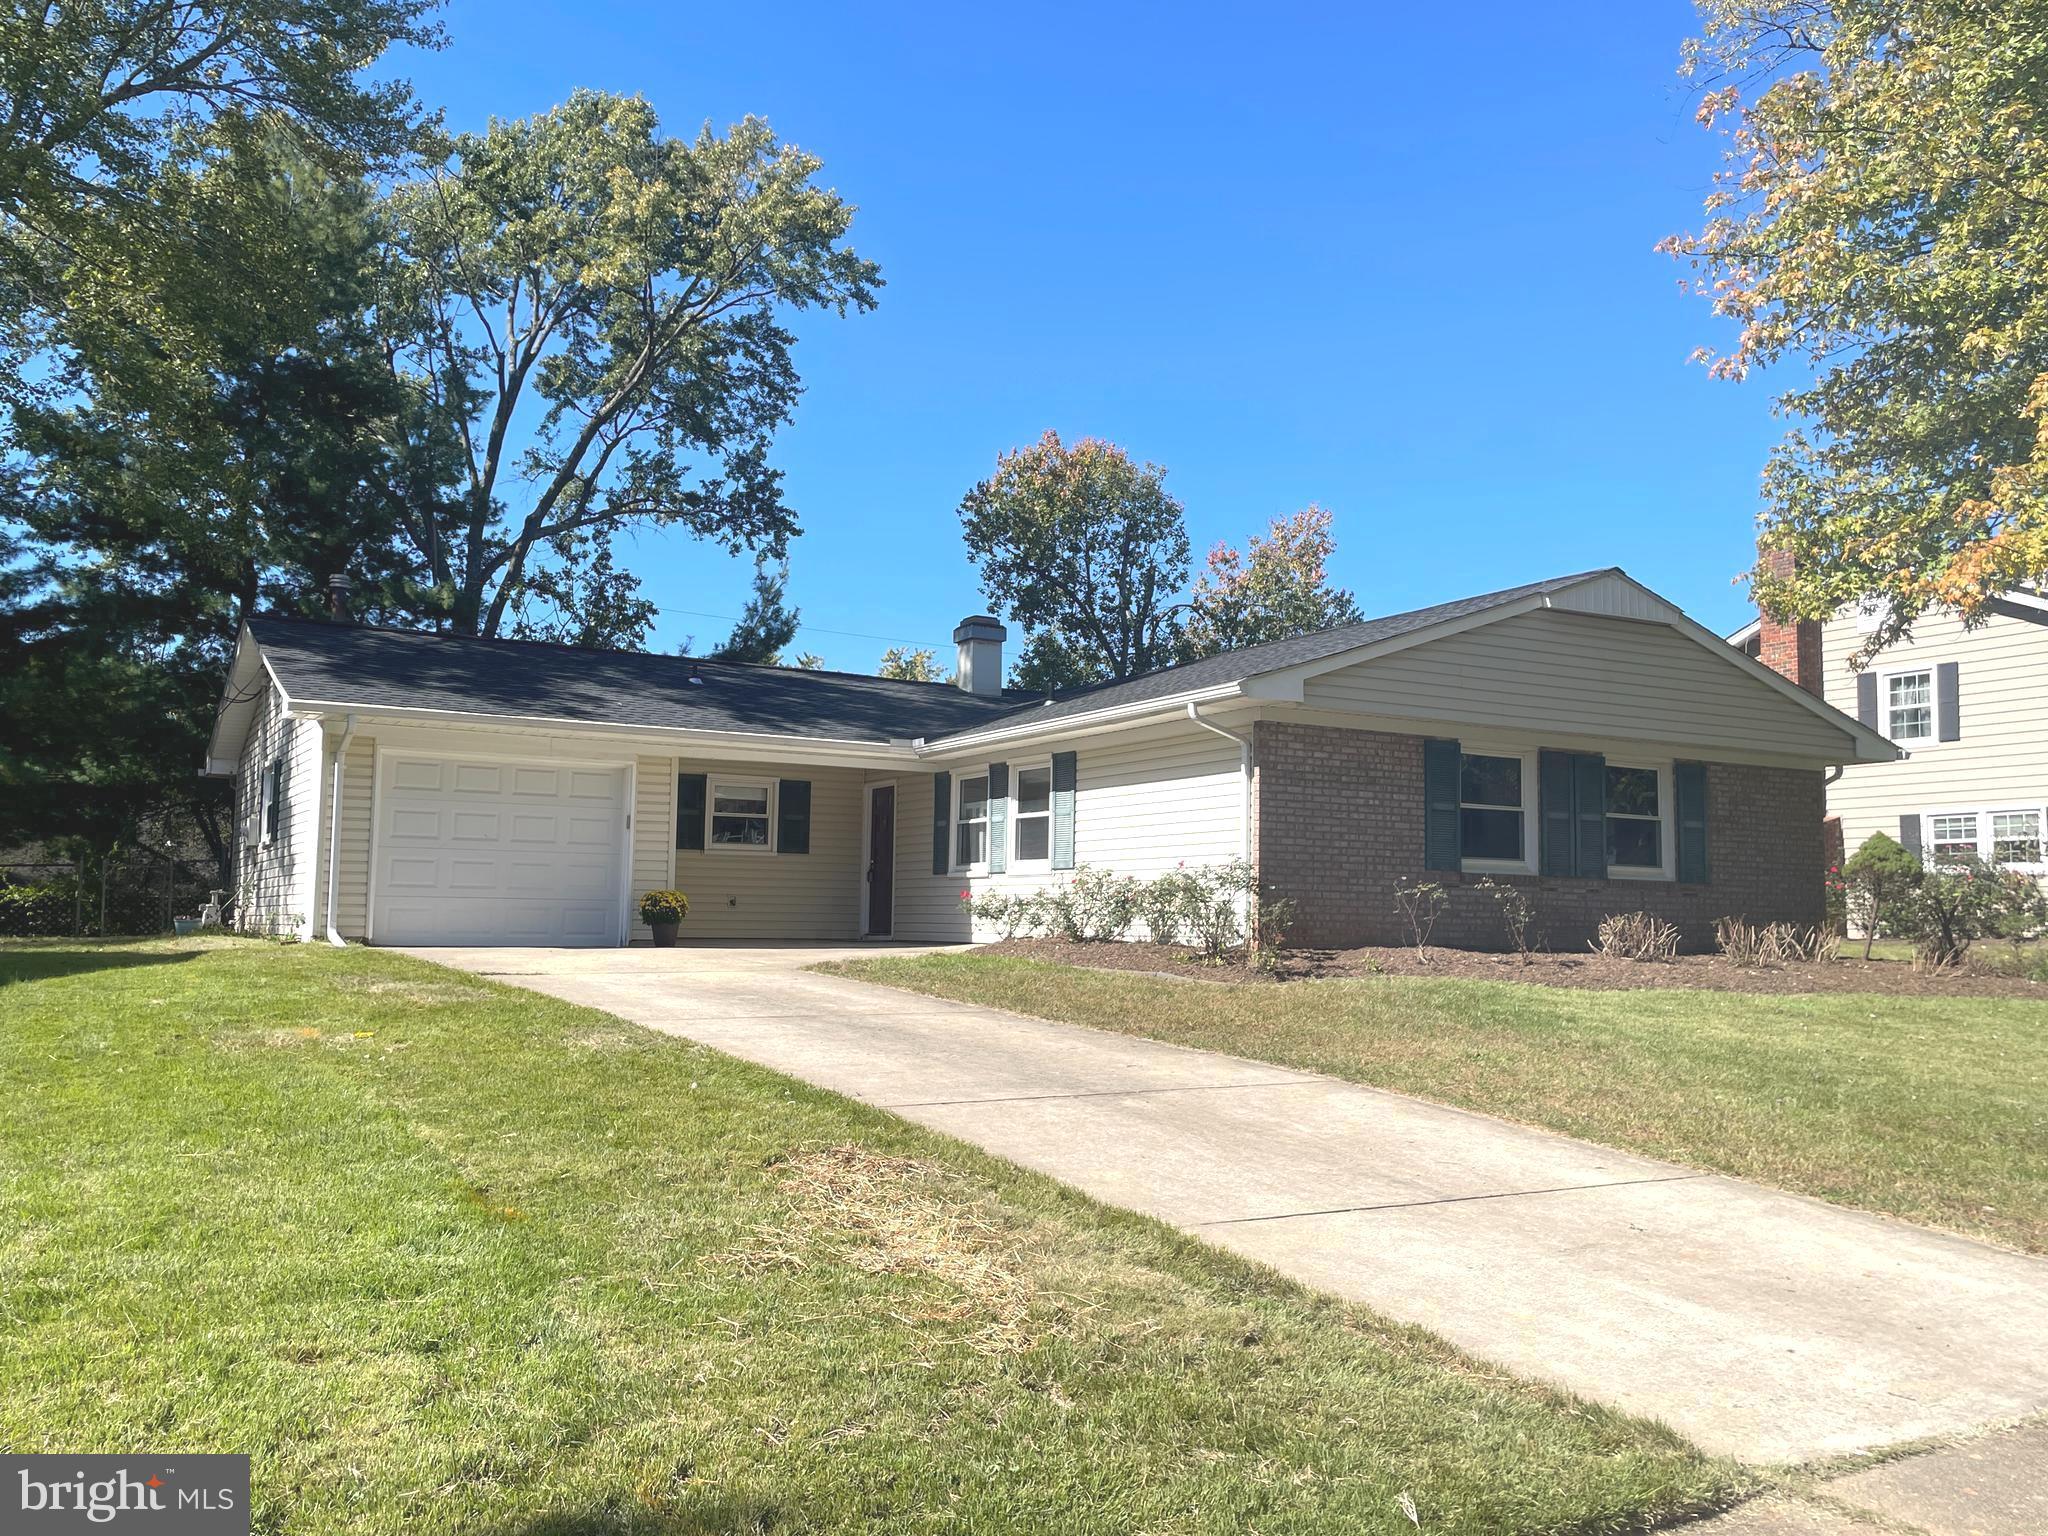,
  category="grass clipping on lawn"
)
[713,1144,1038,1354]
